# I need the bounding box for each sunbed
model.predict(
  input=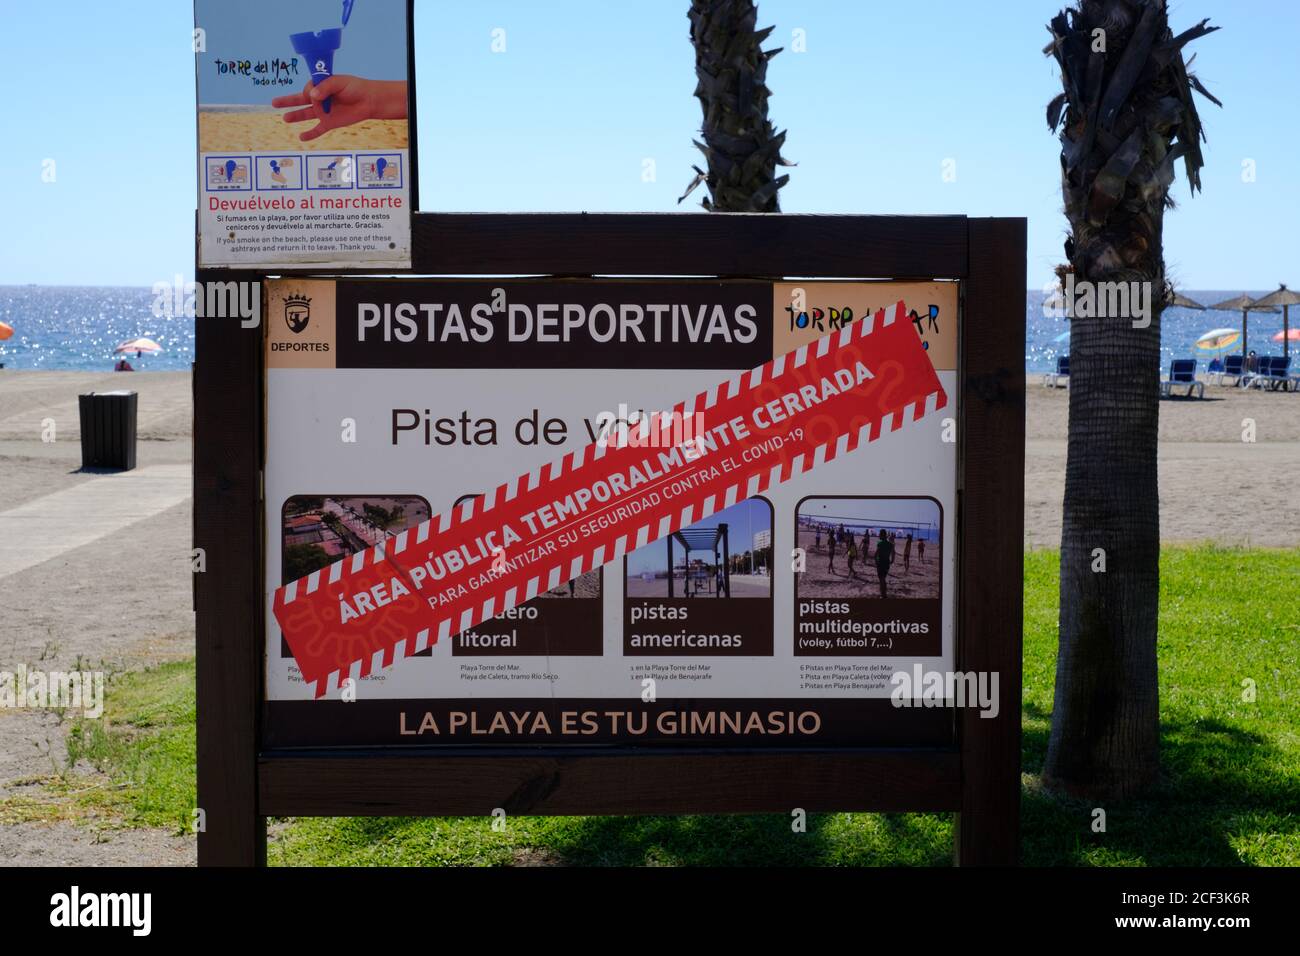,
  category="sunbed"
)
[1043,355,1069,388]
[1160,358,1205,399]
[1213,354,1245,386]
[1247,356,1292,391]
